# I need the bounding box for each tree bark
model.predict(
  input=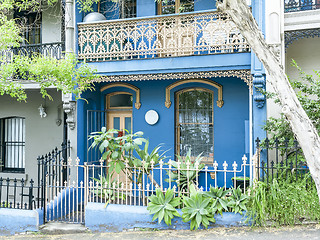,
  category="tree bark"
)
[217,0,320,200]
